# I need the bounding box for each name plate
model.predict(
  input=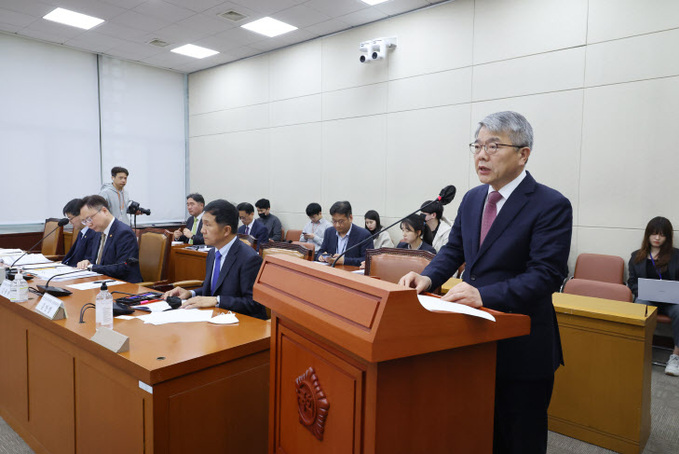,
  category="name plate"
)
[91,328,130,353]
[35,293,67,320]
[0,280,10,299]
